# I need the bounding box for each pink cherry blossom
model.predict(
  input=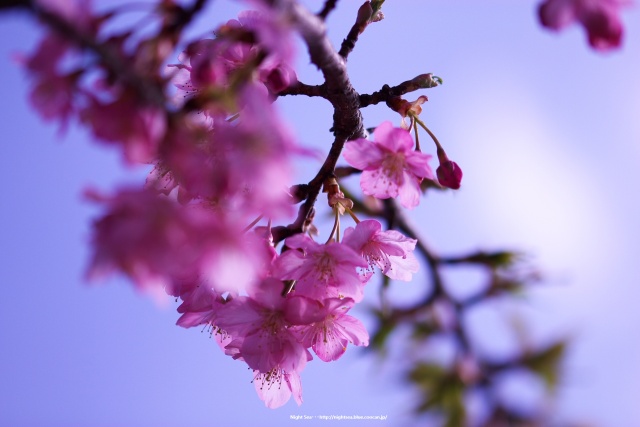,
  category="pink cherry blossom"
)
[231,8,296,72]
[272,234,368,302]
[175,286,222,329]
[161,86,298,217]
[286,297,369,362]
[28,72,76,133]
[20,53,76,133]
[343,121,433,209]
[167,10,296,103]
[253,368,303,408]
[80,92,166,165]
[35,0,95,29]
[215,278,310,374]
[343,219,419,282]
[538,0,631,50]
[86,188,271,297]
